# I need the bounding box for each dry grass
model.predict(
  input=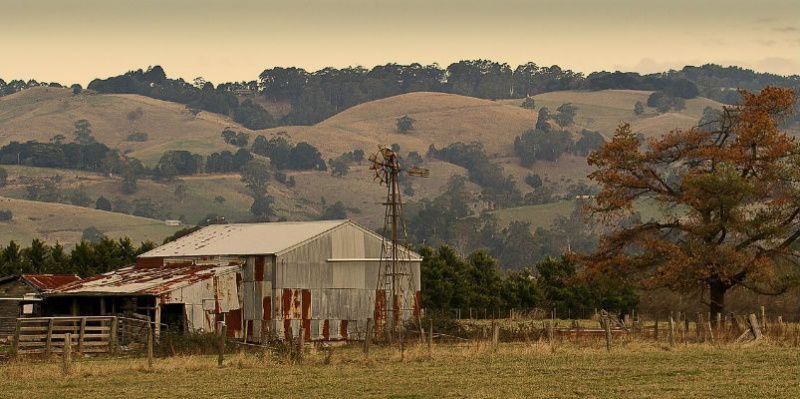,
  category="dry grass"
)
[1,341,797,399]
[0,196,180,246]
[0,87,727,233]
